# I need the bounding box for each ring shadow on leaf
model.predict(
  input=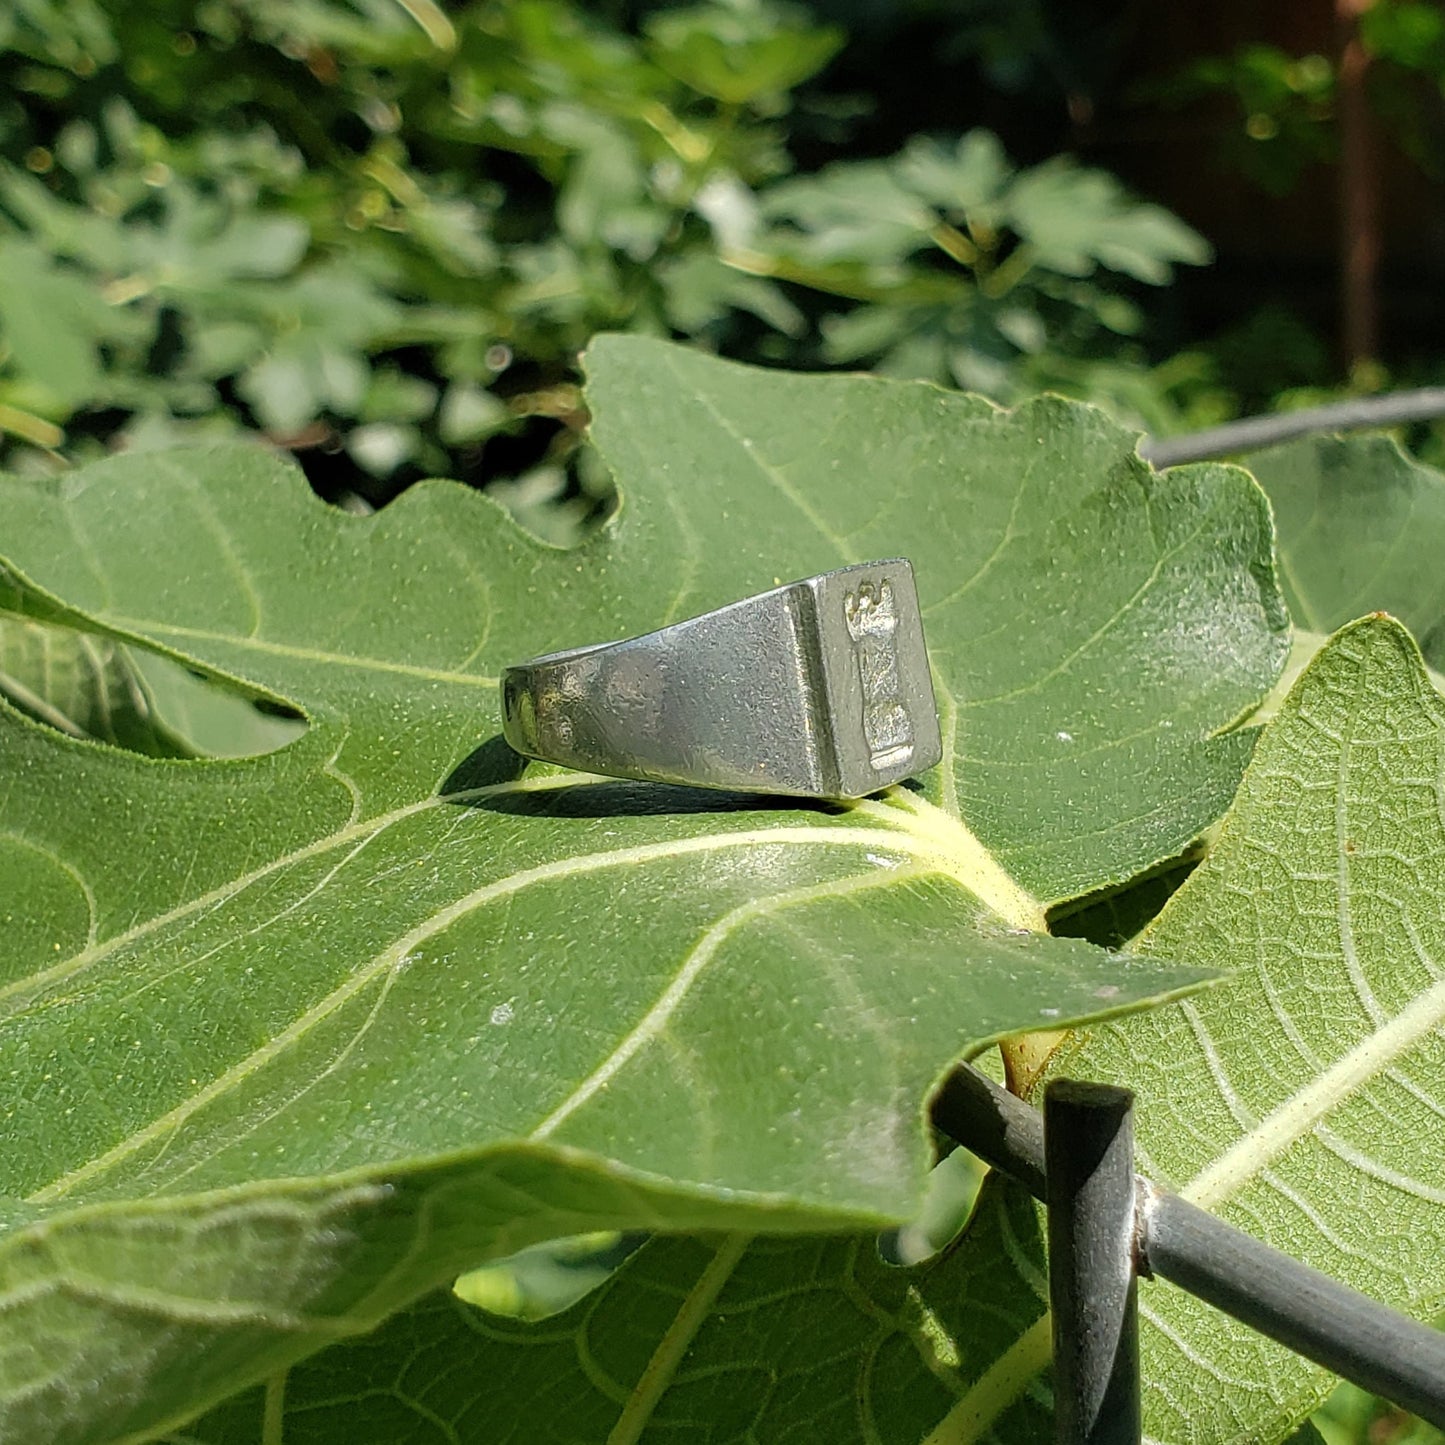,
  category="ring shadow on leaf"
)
[436,733,531,793]
[440,737,852,819]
